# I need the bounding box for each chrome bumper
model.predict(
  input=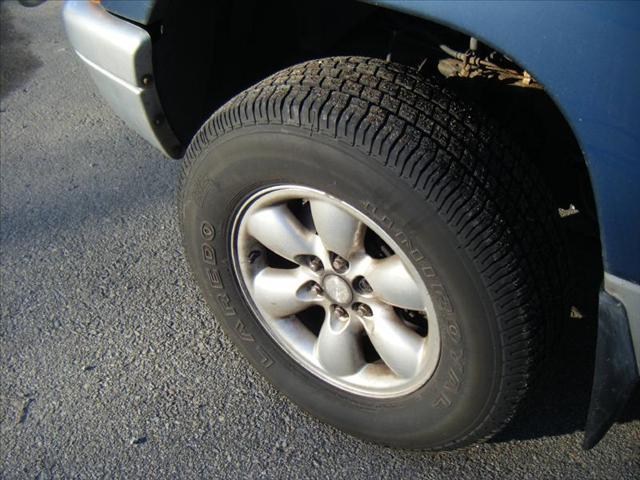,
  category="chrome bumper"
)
[605,273,640,372]
[63,1,181,158]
